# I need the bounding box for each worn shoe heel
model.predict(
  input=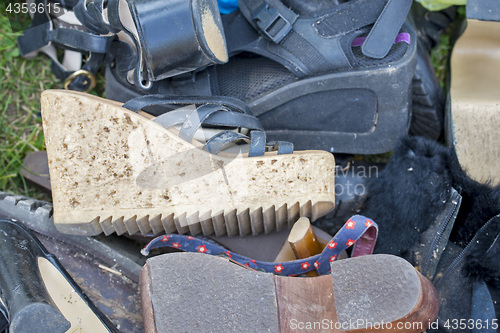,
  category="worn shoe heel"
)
[446,0,500,185]
[114,0,228,84]
[140,252,438,332]
[41,90,335,237]
[0,218,118,333]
